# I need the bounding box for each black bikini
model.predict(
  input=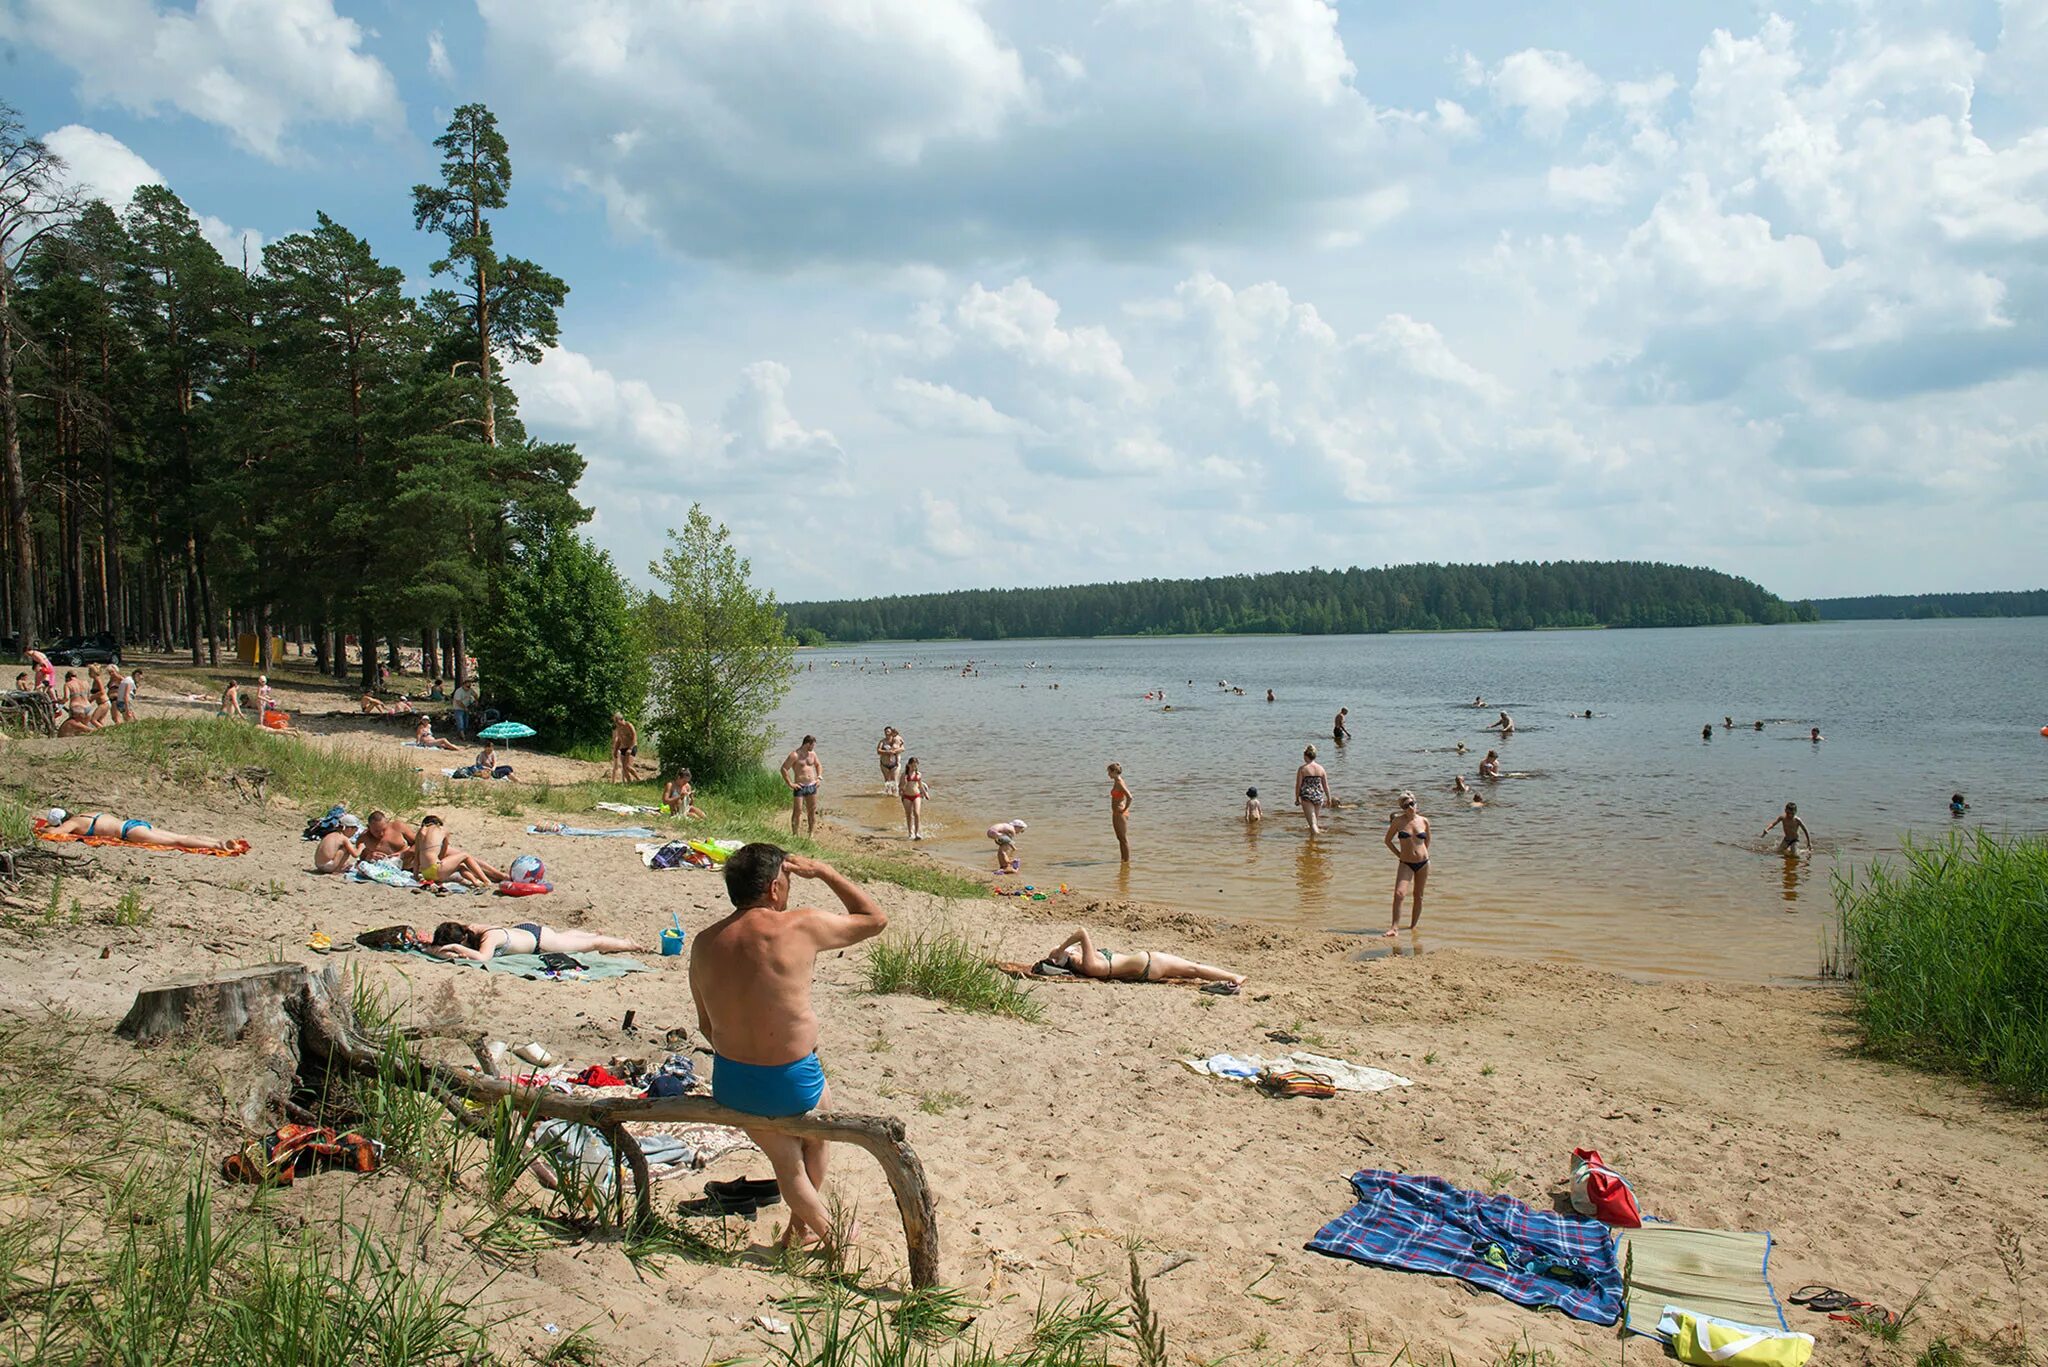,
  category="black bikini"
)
[1396,826,1429,871]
